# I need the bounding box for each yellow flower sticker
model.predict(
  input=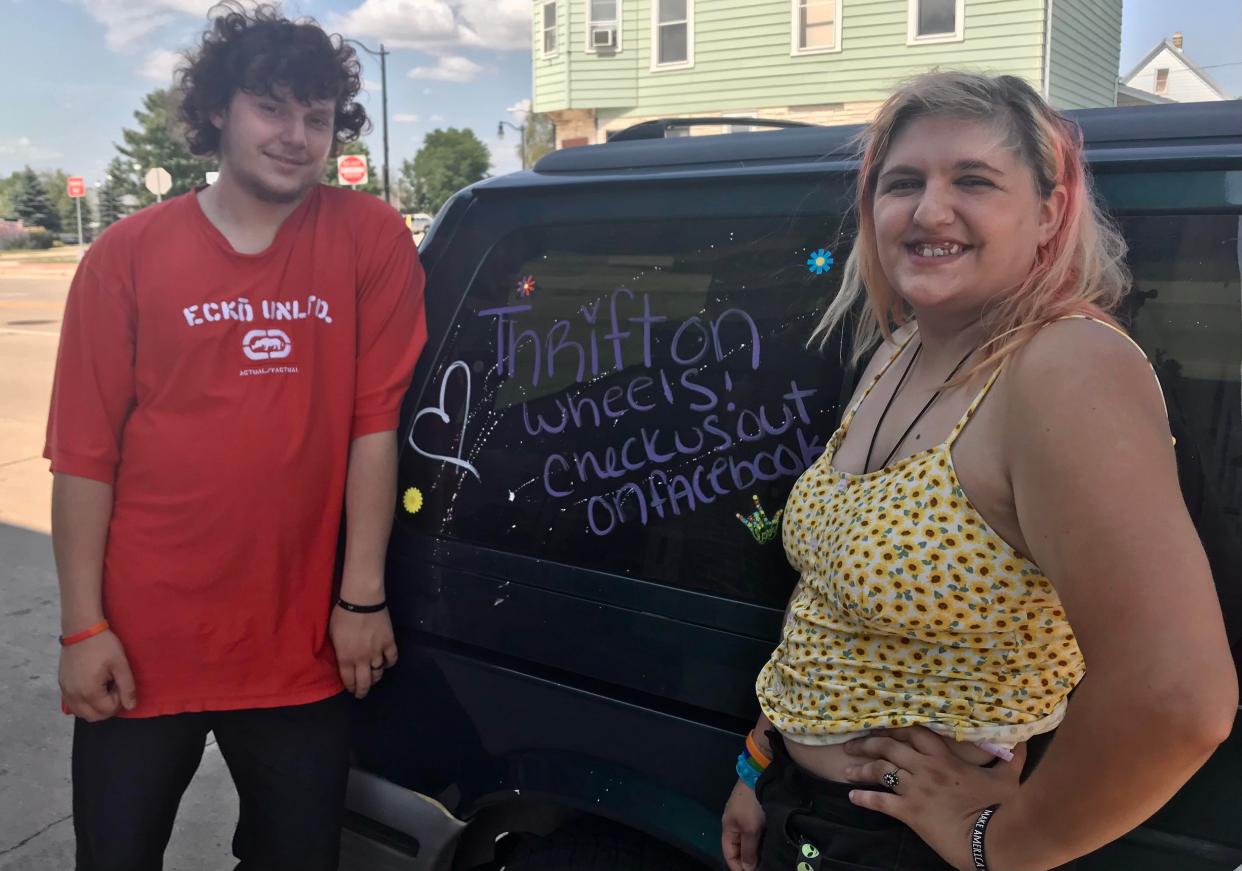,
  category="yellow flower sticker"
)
[403,487,424,515]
